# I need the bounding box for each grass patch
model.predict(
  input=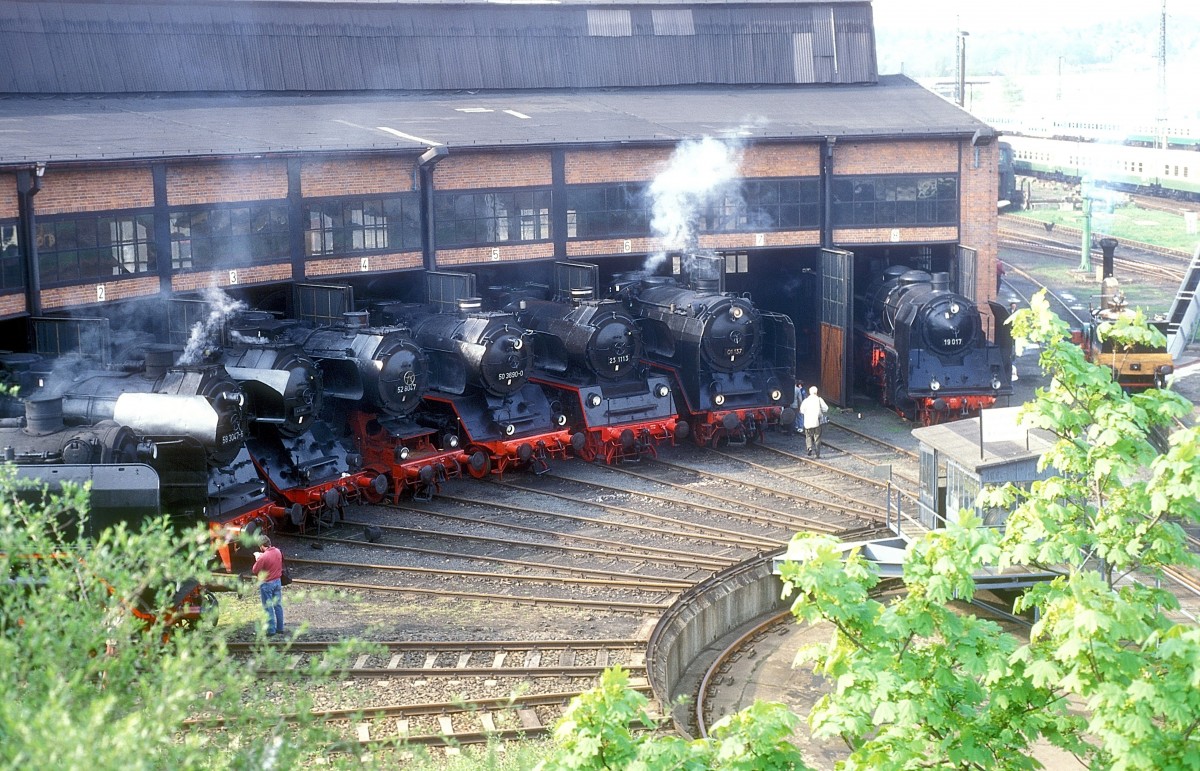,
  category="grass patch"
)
[1011,204,1200,254]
